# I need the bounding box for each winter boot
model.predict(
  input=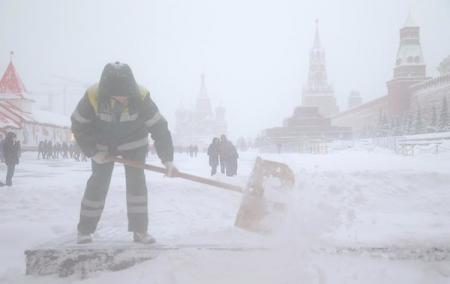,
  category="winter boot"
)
[77,232,93,244]
[133,232,156,244]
